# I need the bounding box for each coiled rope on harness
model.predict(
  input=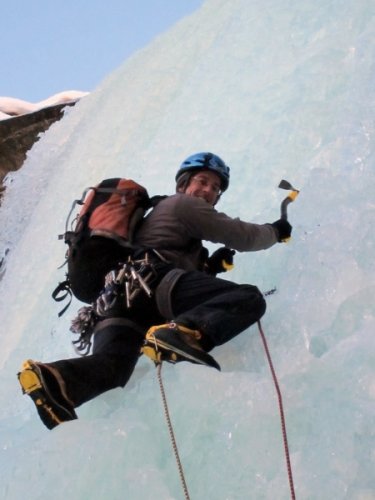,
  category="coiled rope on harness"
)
[155,322,296,500]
